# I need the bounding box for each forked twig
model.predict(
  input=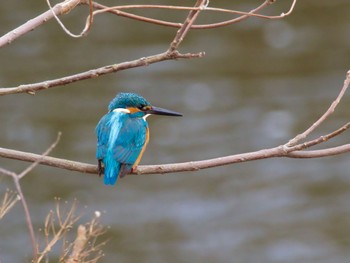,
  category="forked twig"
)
[0,133,62,261]
[287,70,350,146]
[0,0,82,48]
